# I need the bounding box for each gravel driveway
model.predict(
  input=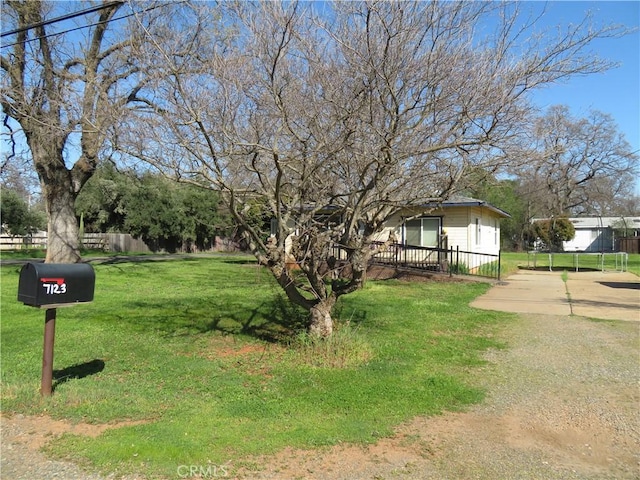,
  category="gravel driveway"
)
[242,312,640,480]
[2,303,639,479]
